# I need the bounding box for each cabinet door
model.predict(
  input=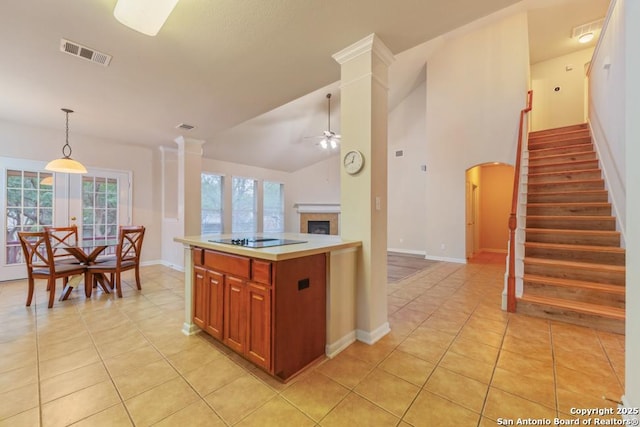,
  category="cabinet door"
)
[193,266,207,330]
[245,282,271,370]
[205,270,224,340]
[224,275,246,354]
